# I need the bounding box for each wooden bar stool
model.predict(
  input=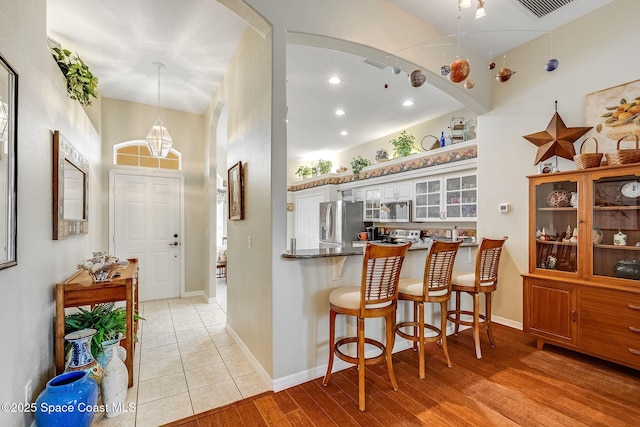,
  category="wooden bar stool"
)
[395,240,461,379]
[447,236,507,359]
[322,242,410,411]
[216,260,226,278]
